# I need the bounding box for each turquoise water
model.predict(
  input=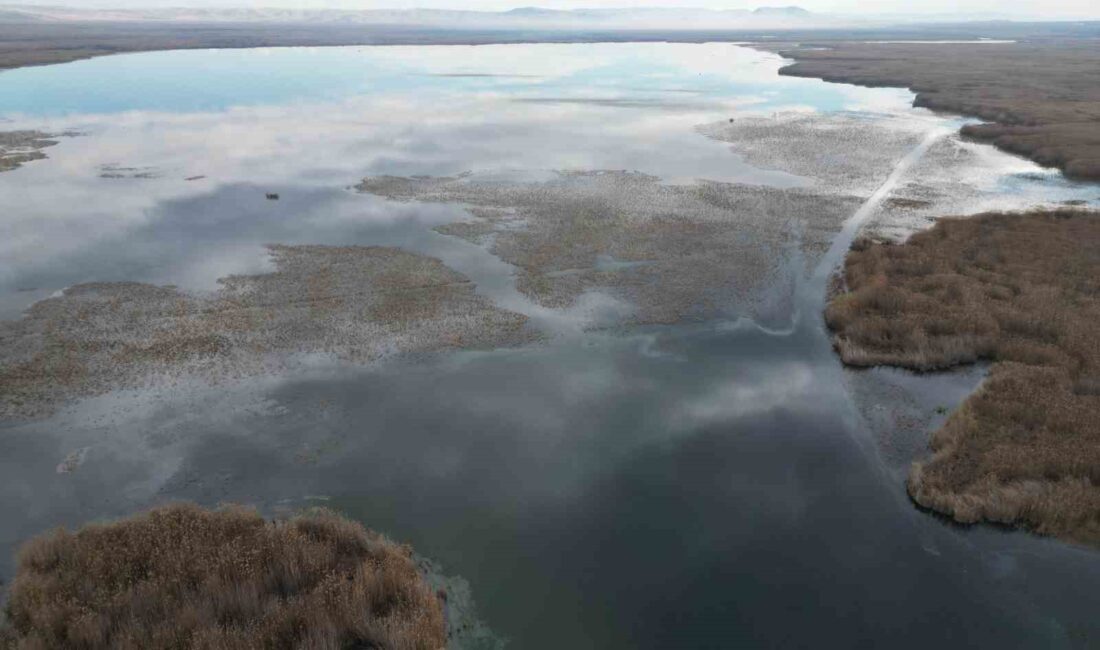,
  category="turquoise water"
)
[0,43,857,116]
